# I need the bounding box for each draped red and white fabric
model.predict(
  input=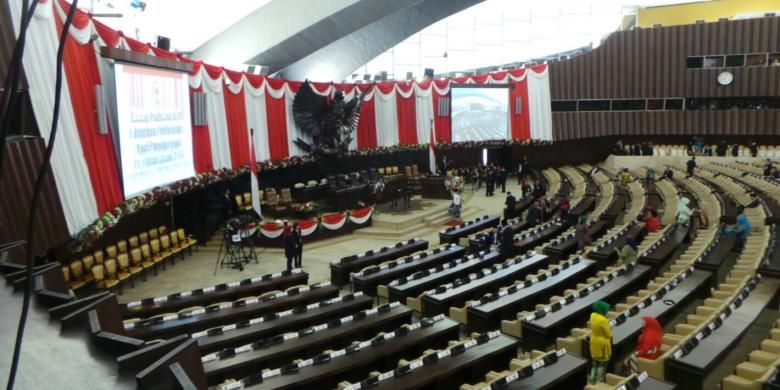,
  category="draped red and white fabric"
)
[10,0,552,235]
